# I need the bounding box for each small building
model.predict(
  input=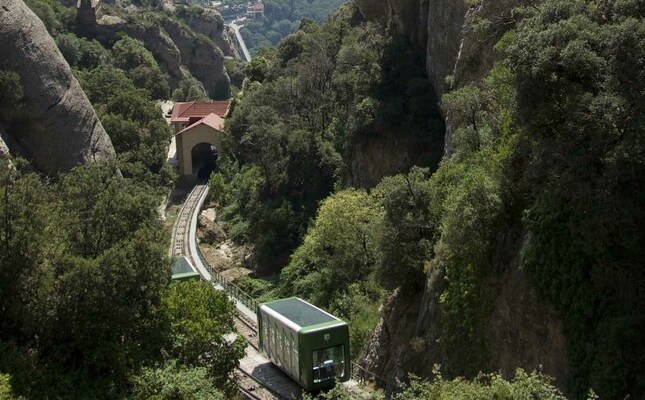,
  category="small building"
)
[169,100,230,182]
[170,100,230,134]
[175,112,225,180]
[246,1,264,19]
